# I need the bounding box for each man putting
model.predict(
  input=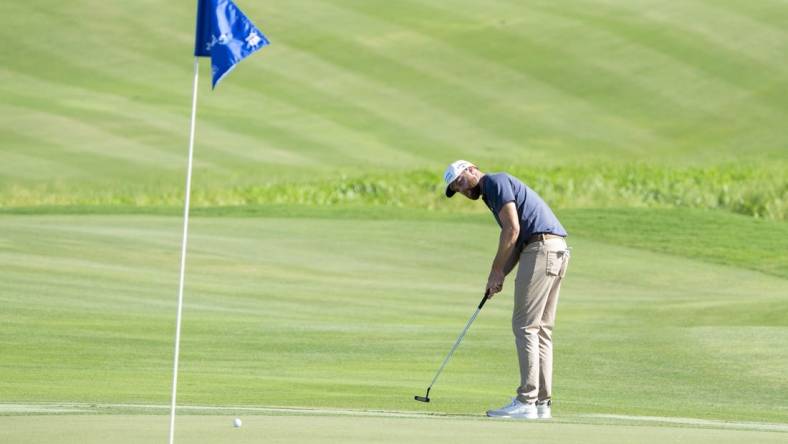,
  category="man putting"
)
[444,160,570,419]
